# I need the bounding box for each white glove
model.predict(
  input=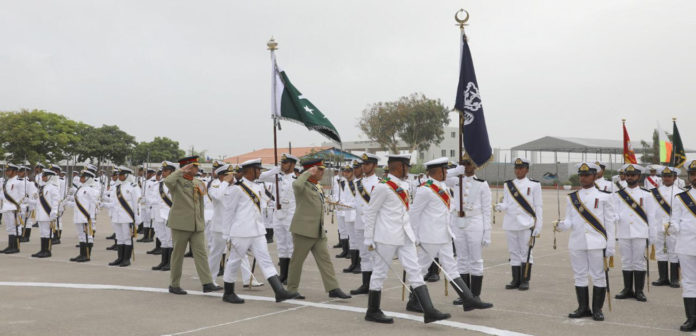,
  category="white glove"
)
[363,238,374,250]
[49,211,57,221]
[494,203,505,212]
[482,230,491,247]
[606,247,615,257]
[532,225,541,237]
